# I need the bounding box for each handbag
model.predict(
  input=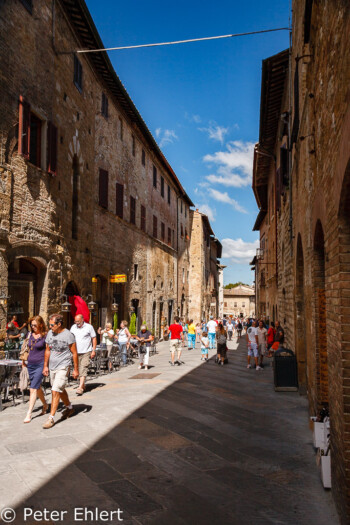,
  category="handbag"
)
[19,335,30,361]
